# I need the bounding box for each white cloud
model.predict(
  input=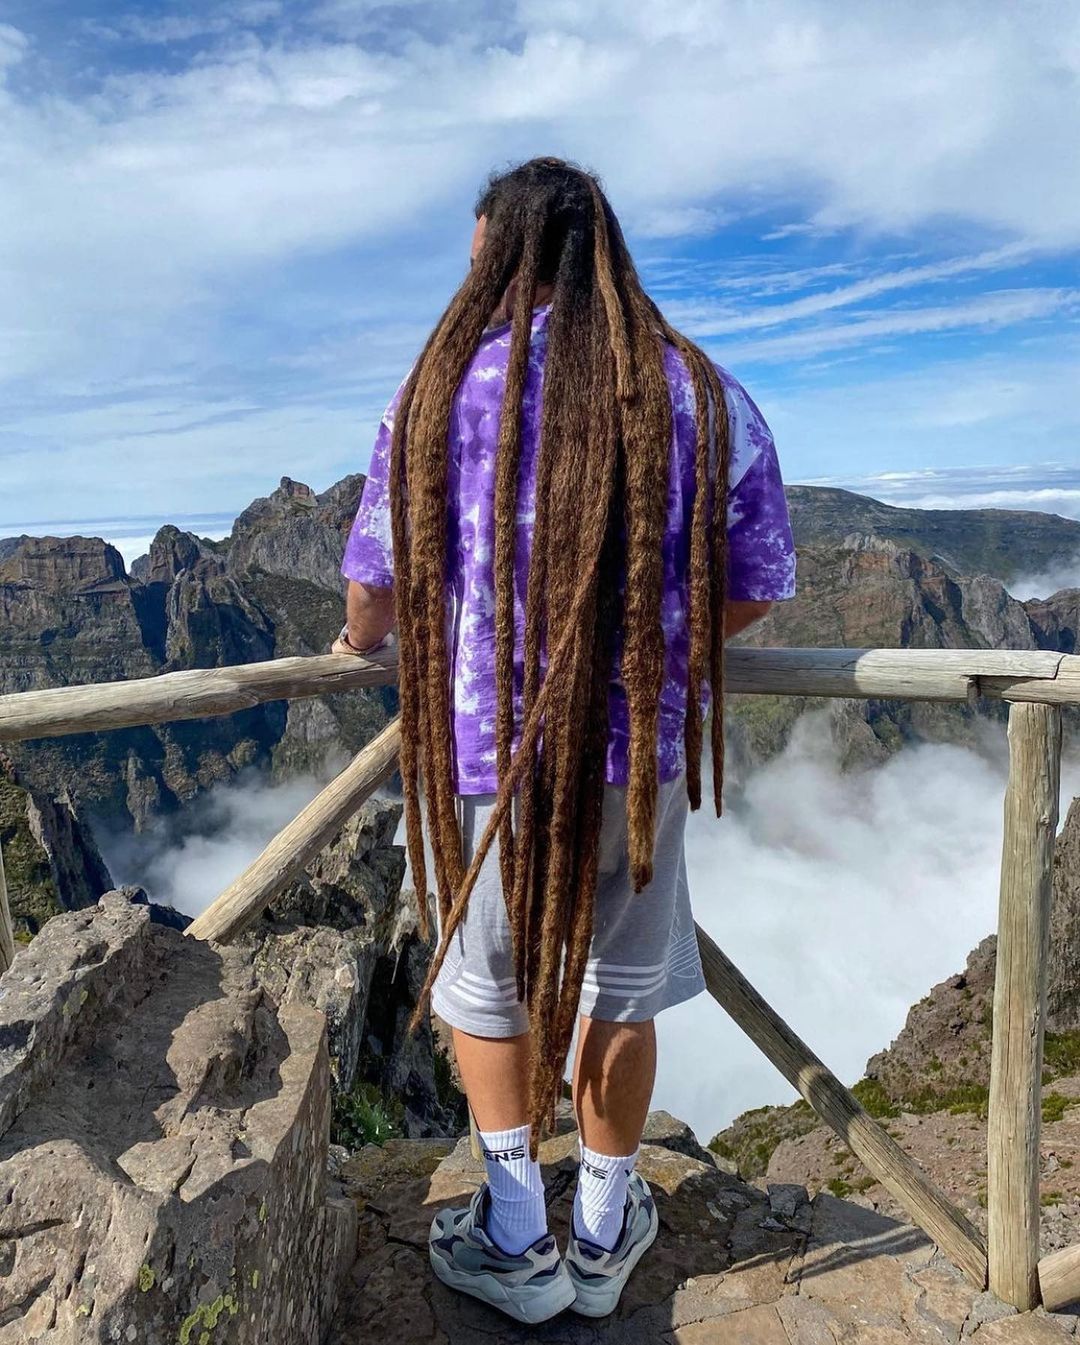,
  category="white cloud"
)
[4,0,1080,516]
[636,205,735,240]
[656,717,1080,1138]
[100,763,345,917]
[662,243,1035,337]
[714,288,1080,363]
[1007,554,1080,600]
